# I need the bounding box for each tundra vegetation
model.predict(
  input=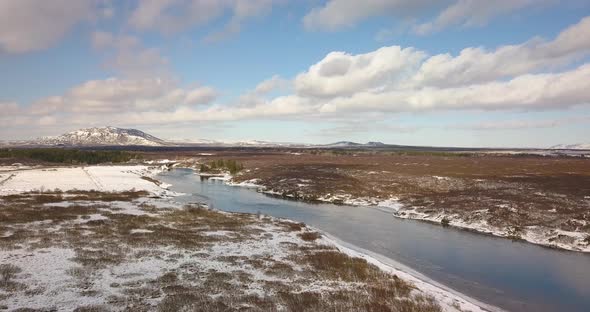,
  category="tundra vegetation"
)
[187,150,590,251]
